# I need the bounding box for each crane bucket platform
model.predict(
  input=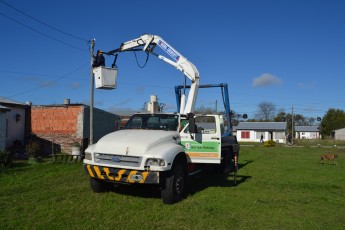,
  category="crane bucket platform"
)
[93,66,118,89]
